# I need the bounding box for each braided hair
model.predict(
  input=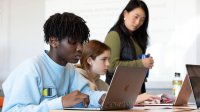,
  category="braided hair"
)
[43,12,90,44]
